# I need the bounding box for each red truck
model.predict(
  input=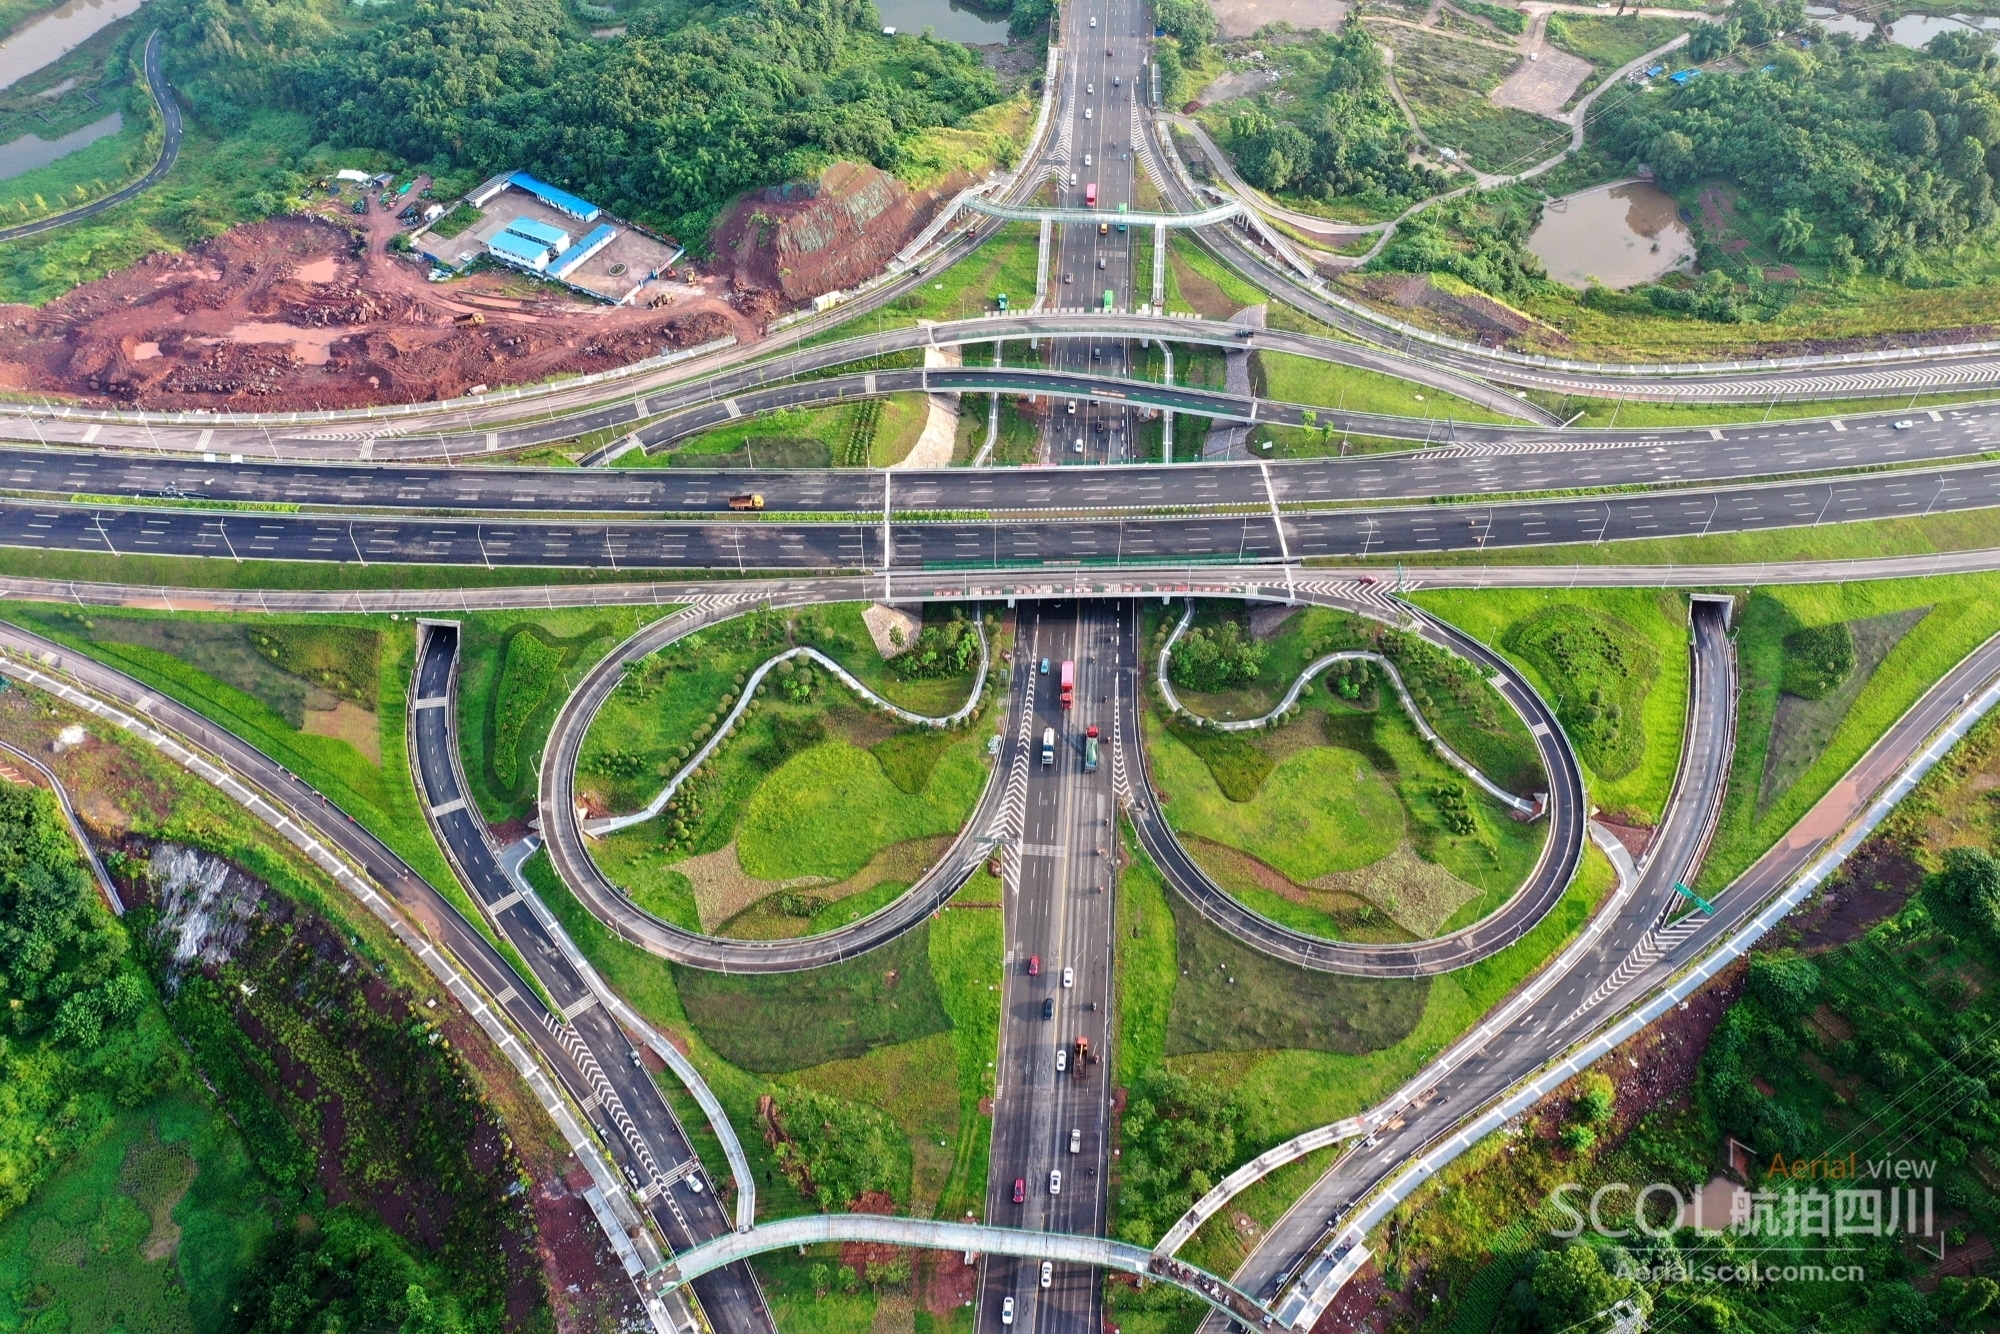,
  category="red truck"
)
[1059,660,1075,710]
[1085,182,1097,207]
